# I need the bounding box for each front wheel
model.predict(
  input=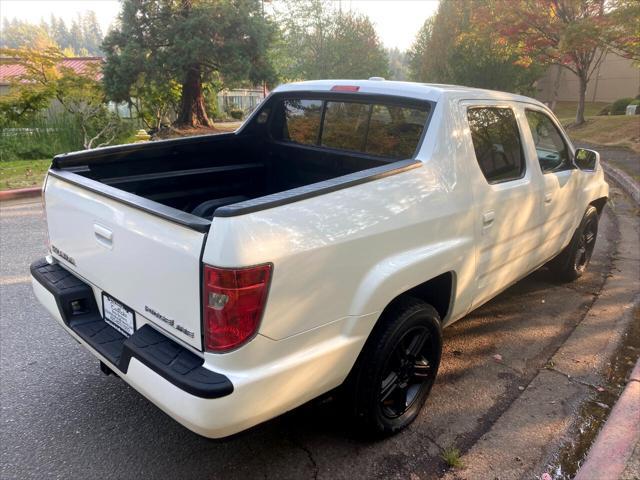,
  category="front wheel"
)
[548,205,599,282]
[344,297,442,437]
